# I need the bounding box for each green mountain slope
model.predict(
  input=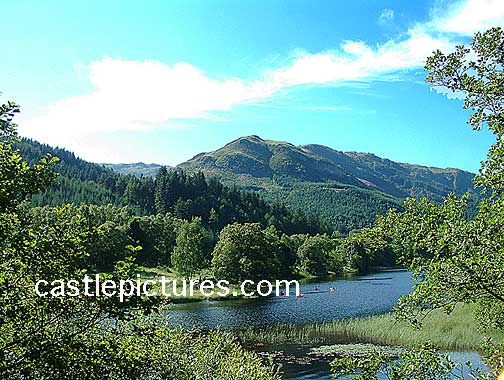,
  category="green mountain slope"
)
[178,135,476,232]
[17,138,127,207]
